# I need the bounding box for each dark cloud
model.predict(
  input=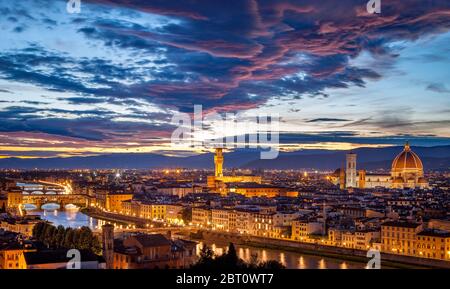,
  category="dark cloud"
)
[0,105,174,141]
[426,83,450,93]
[307,118,351,123]
[64,0,450,112]
[1,0,450,152]
[0,89,13,94]
[278,132,450,147]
